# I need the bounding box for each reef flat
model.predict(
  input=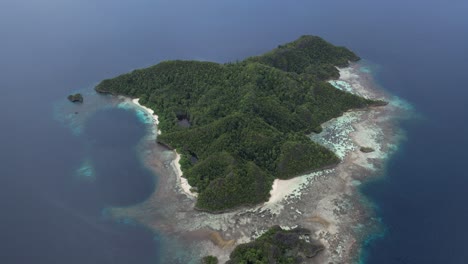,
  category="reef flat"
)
[105,61,411,263]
